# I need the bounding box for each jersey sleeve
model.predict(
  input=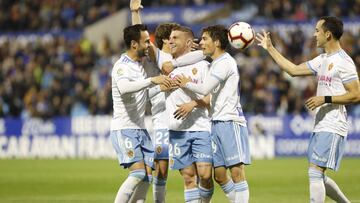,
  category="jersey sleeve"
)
[306,54,323,75]
[112,62,130,83]
[157,49,173,70]
[338,60,359,84]
[210,59,231,81]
